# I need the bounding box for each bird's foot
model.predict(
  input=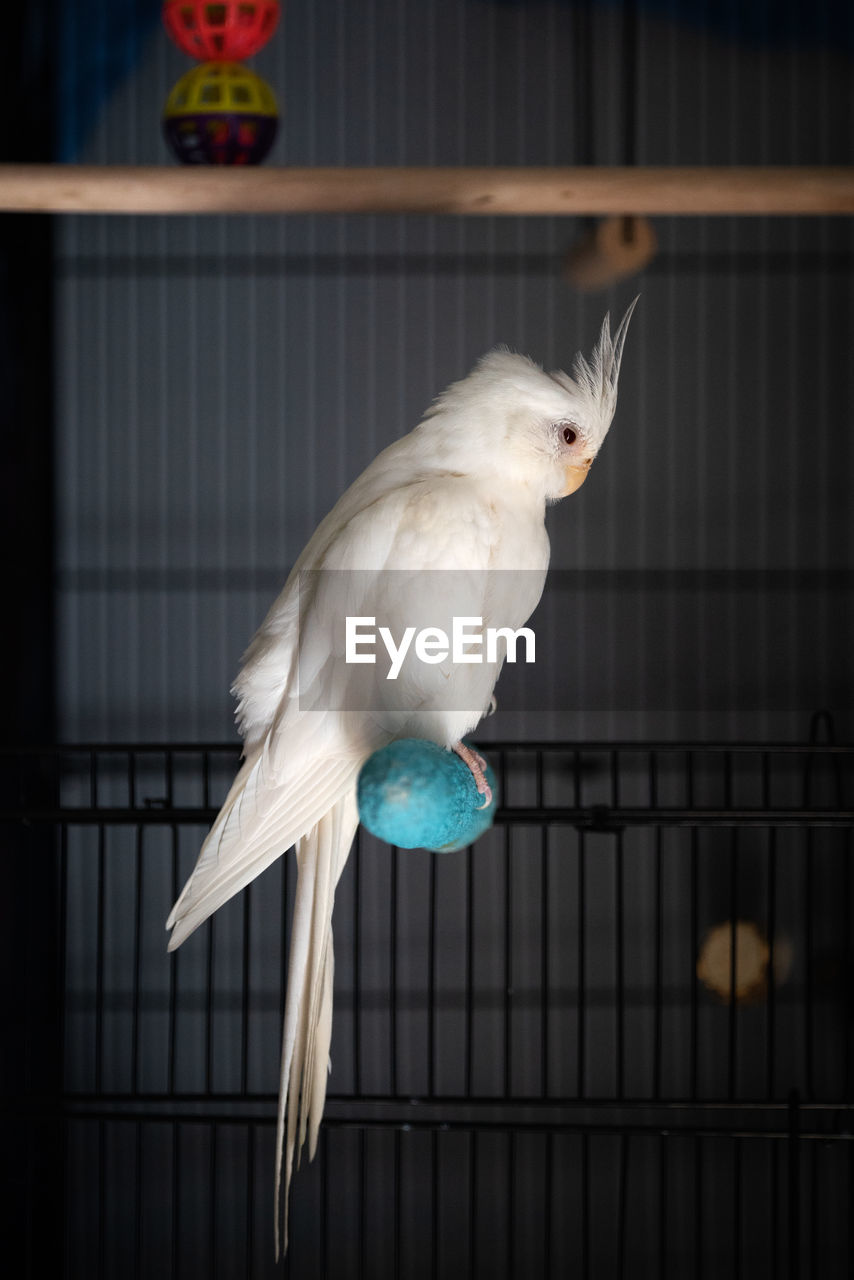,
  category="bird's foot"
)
[452,741,492,809]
